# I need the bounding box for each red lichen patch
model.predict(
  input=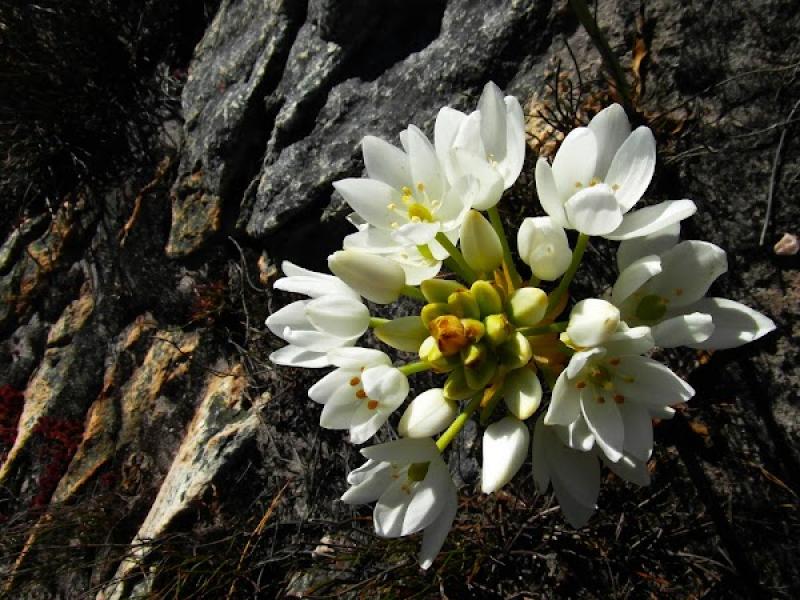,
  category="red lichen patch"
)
[30,417,83,509]
[0,385,25,464]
